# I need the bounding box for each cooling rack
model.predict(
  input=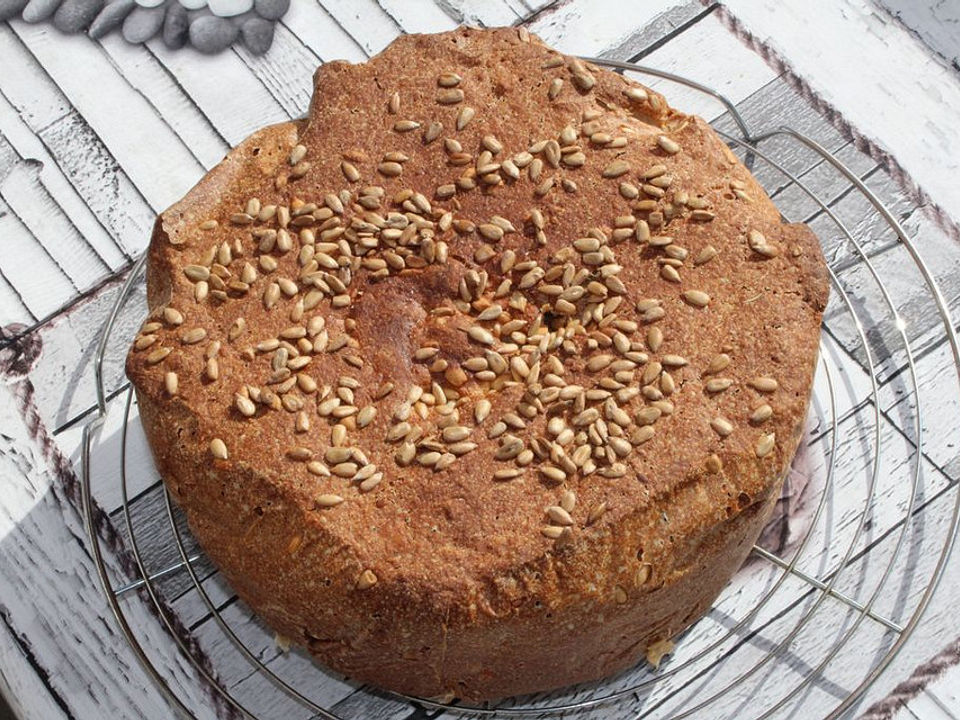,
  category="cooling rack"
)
[79,58,960,720]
